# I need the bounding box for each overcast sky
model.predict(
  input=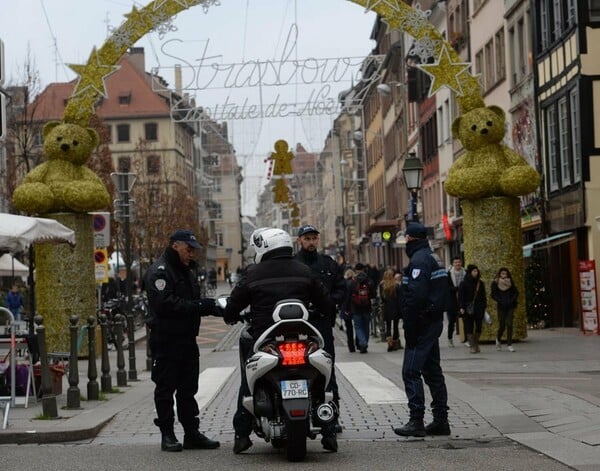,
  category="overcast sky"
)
[0,0,377,215]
